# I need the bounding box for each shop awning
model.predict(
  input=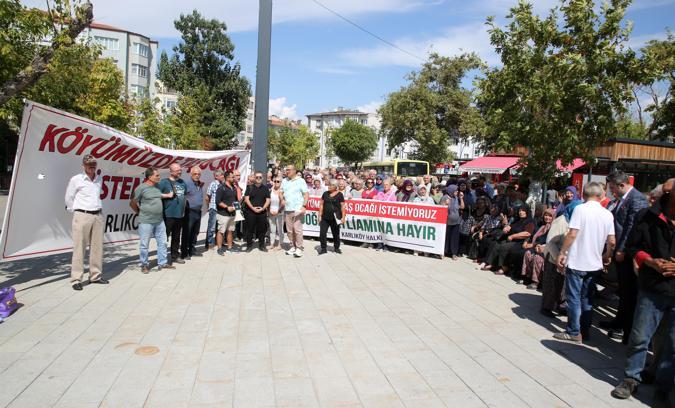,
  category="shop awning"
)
[556,158,586,172]
[459,156,520,174]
